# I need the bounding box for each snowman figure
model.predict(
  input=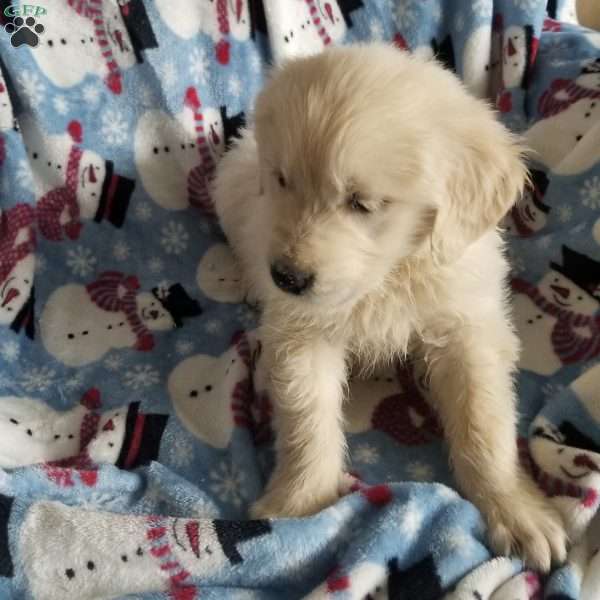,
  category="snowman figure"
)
[134,87,244,213]
[526,58,600,171]
[26,0,139,93]
[155,0,250,64]
[10,498,271,600]
[168,331,253,448]
[0,204,36,340]
[512,245,600,376]
[40,272,202,367]
[503,169,550,237]
[196,243,246,303]
[21,119,134,241]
